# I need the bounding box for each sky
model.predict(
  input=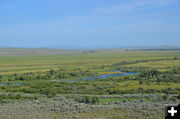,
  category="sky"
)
[0,0,180,48]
